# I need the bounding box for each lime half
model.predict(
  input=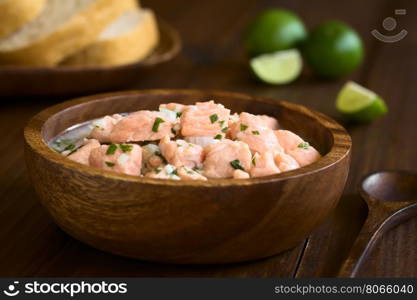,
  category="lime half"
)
[336,81,387,122]
[250,49,302,85]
